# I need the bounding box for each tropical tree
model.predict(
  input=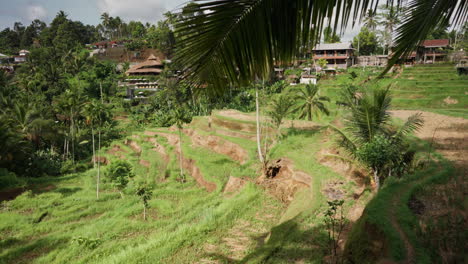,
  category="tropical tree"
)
[294,84,330,121]
[363,9,378,32]
[267,93,295,138]
[170,106,192,181]
[175,0,466,86]
[323,26,341,43]
[353,27,379,55]
[11,101,54,148]
[136,183,153,220]
[377,5,402,52]
[331,88,423,188]
[83,100,112,198]
[105,160,134,198]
